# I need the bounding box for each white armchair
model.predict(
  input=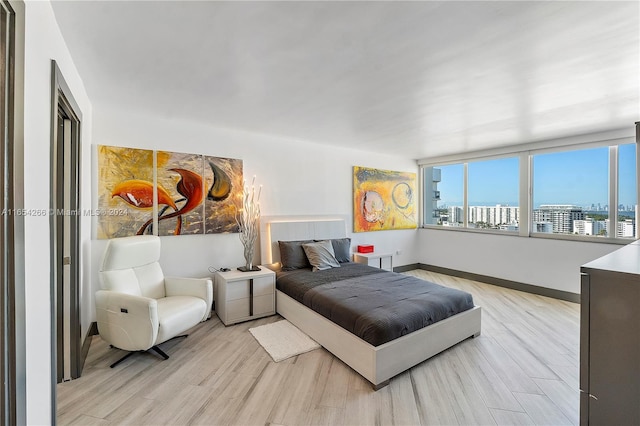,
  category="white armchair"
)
[96,235,213,367]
